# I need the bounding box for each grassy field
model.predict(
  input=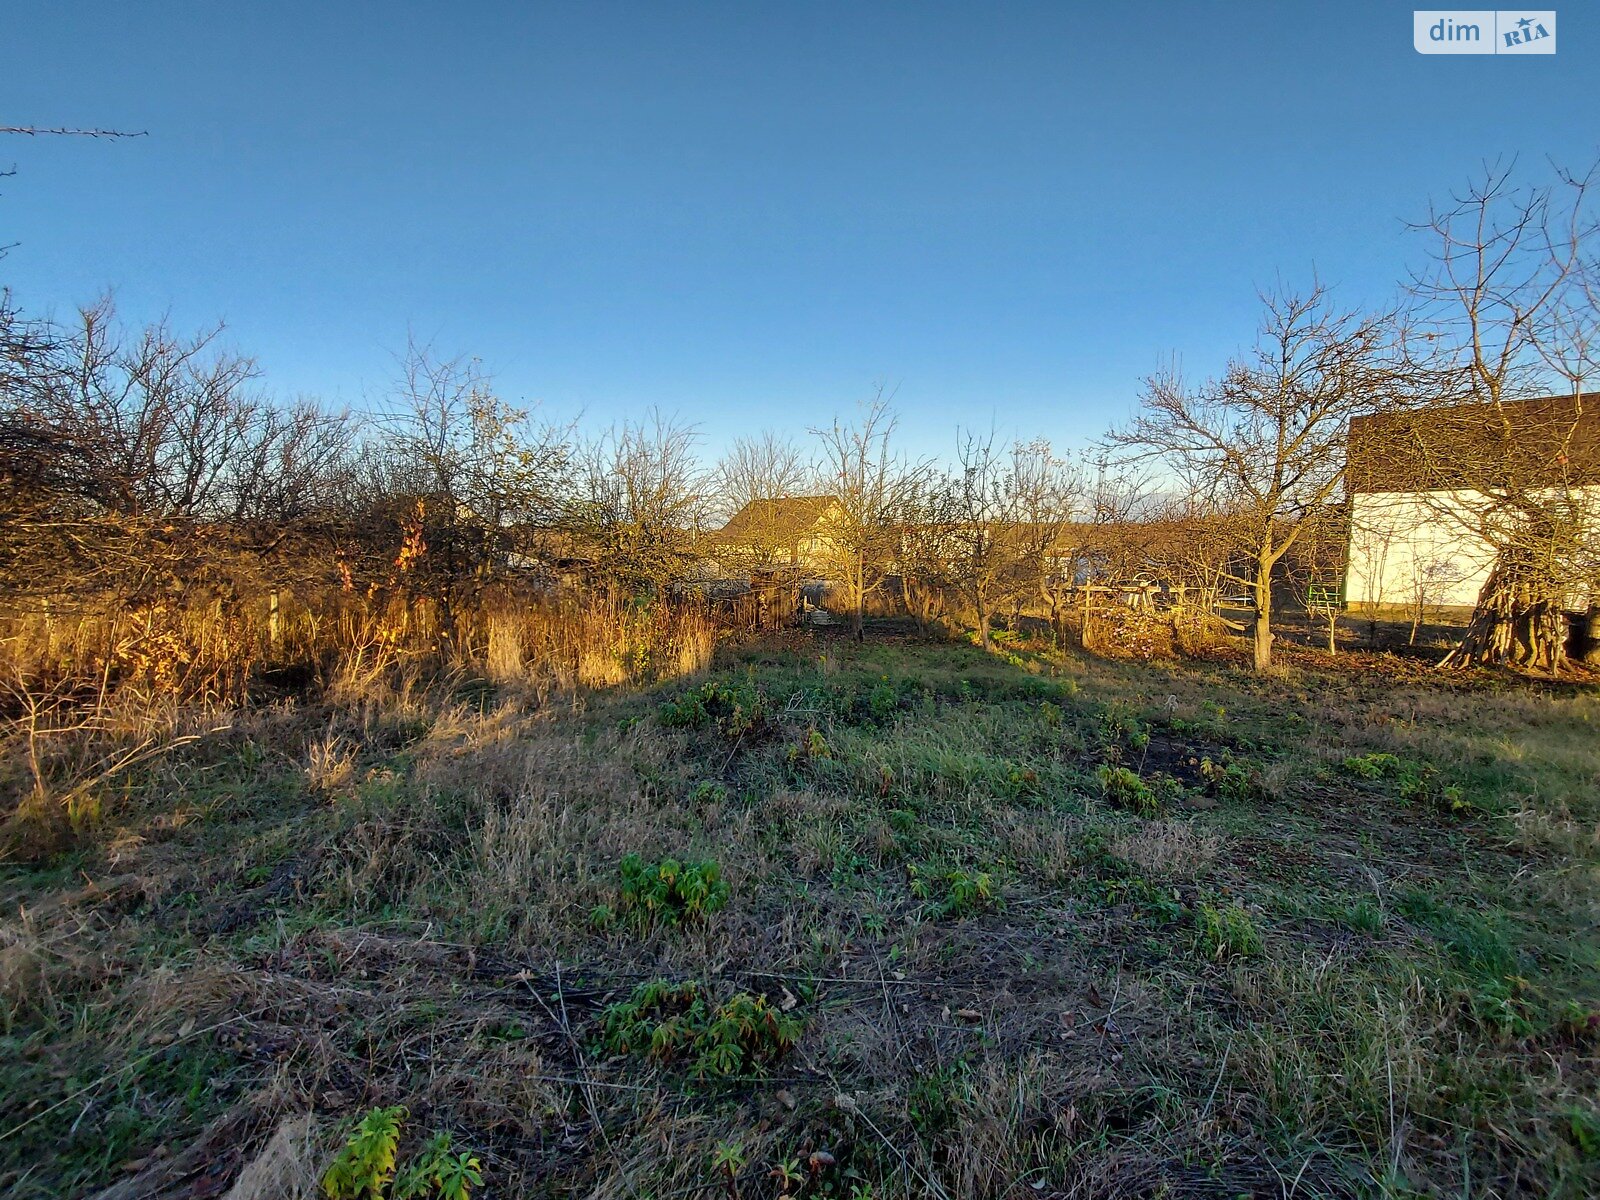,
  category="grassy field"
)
[2,625,1598,1199]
